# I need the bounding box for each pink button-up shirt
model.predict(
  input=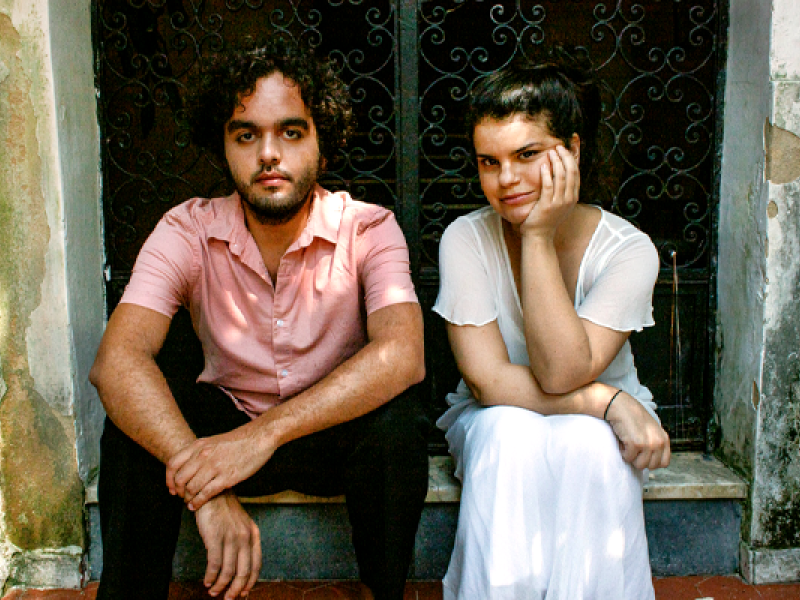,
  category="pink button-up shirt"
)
[120,185,418,417]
